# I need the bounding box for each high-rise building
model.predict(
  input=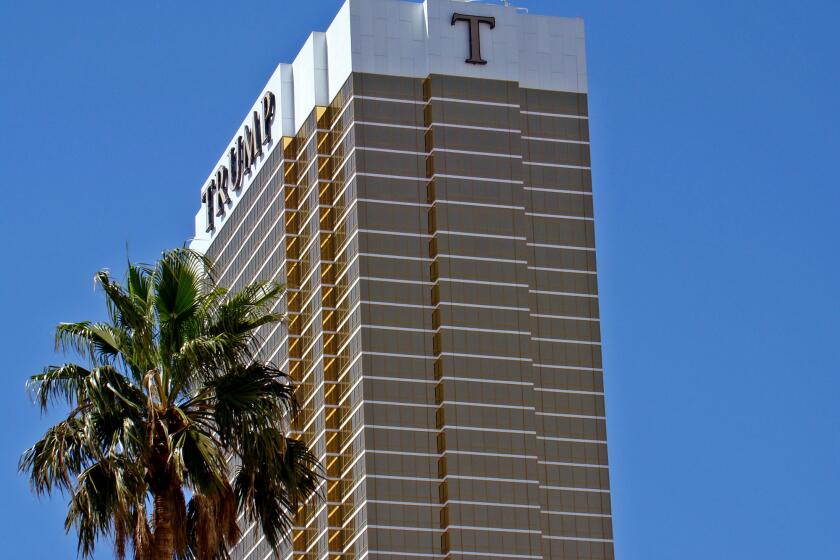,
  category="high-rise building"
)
[190,0,612,558]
